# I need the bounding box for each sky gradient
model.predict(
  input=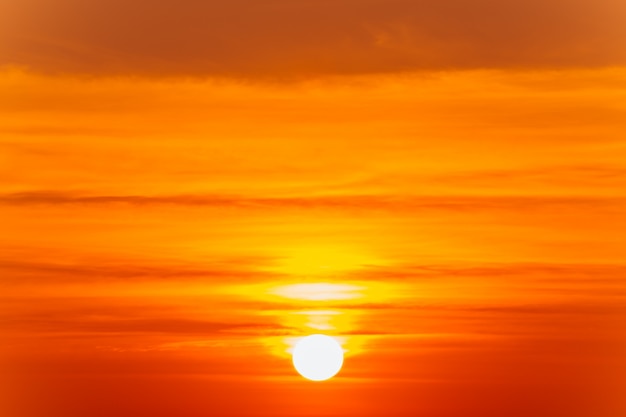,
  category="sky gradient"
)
[1,1,626,416]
